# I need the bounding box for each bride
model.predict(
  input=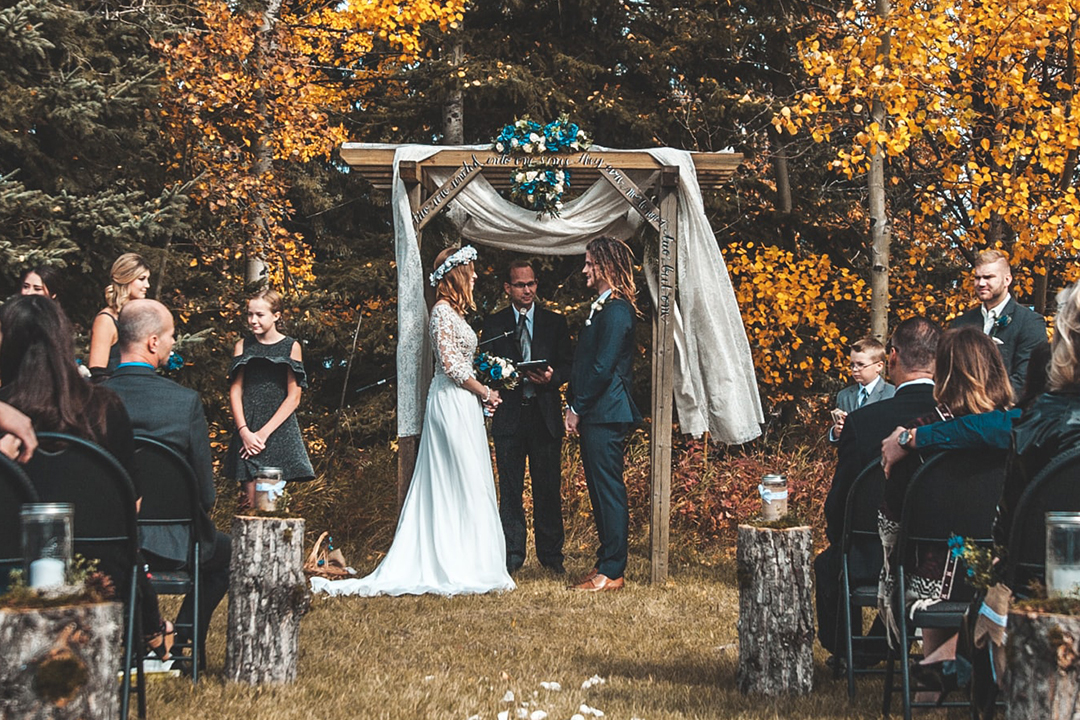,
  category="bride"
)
[311,246,516,596]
